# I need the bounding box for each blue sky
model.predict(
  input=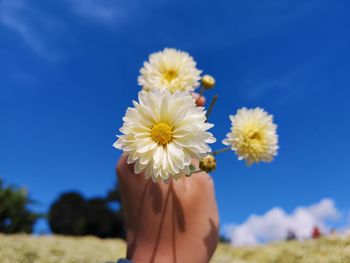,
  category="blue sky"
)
[1,0,350,238]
